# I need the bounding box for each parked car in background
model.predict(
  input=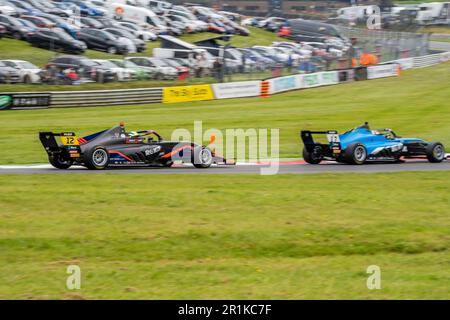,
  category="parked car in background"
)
[36,13,80,38]
[28,28,86,54]
[21,15,55,28]
[125,57,178,80]
[161,58,189,76]
[5,0,41,16]
[0,14,34,40]
[78,16,104,29]
[259,17,286,32]
[48,55,116,83]
[108,59,154,80]
[23,0,68,17]
[77,28,129,54]
[61,0,106,17]
[92,59,137,81]
[241,17,264,27]
[0,60,21,83]
[0,59,41,83]
[103,27,146,52]
[0,24,6,38]
[117,21,158,41]
[0,0,17,16]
